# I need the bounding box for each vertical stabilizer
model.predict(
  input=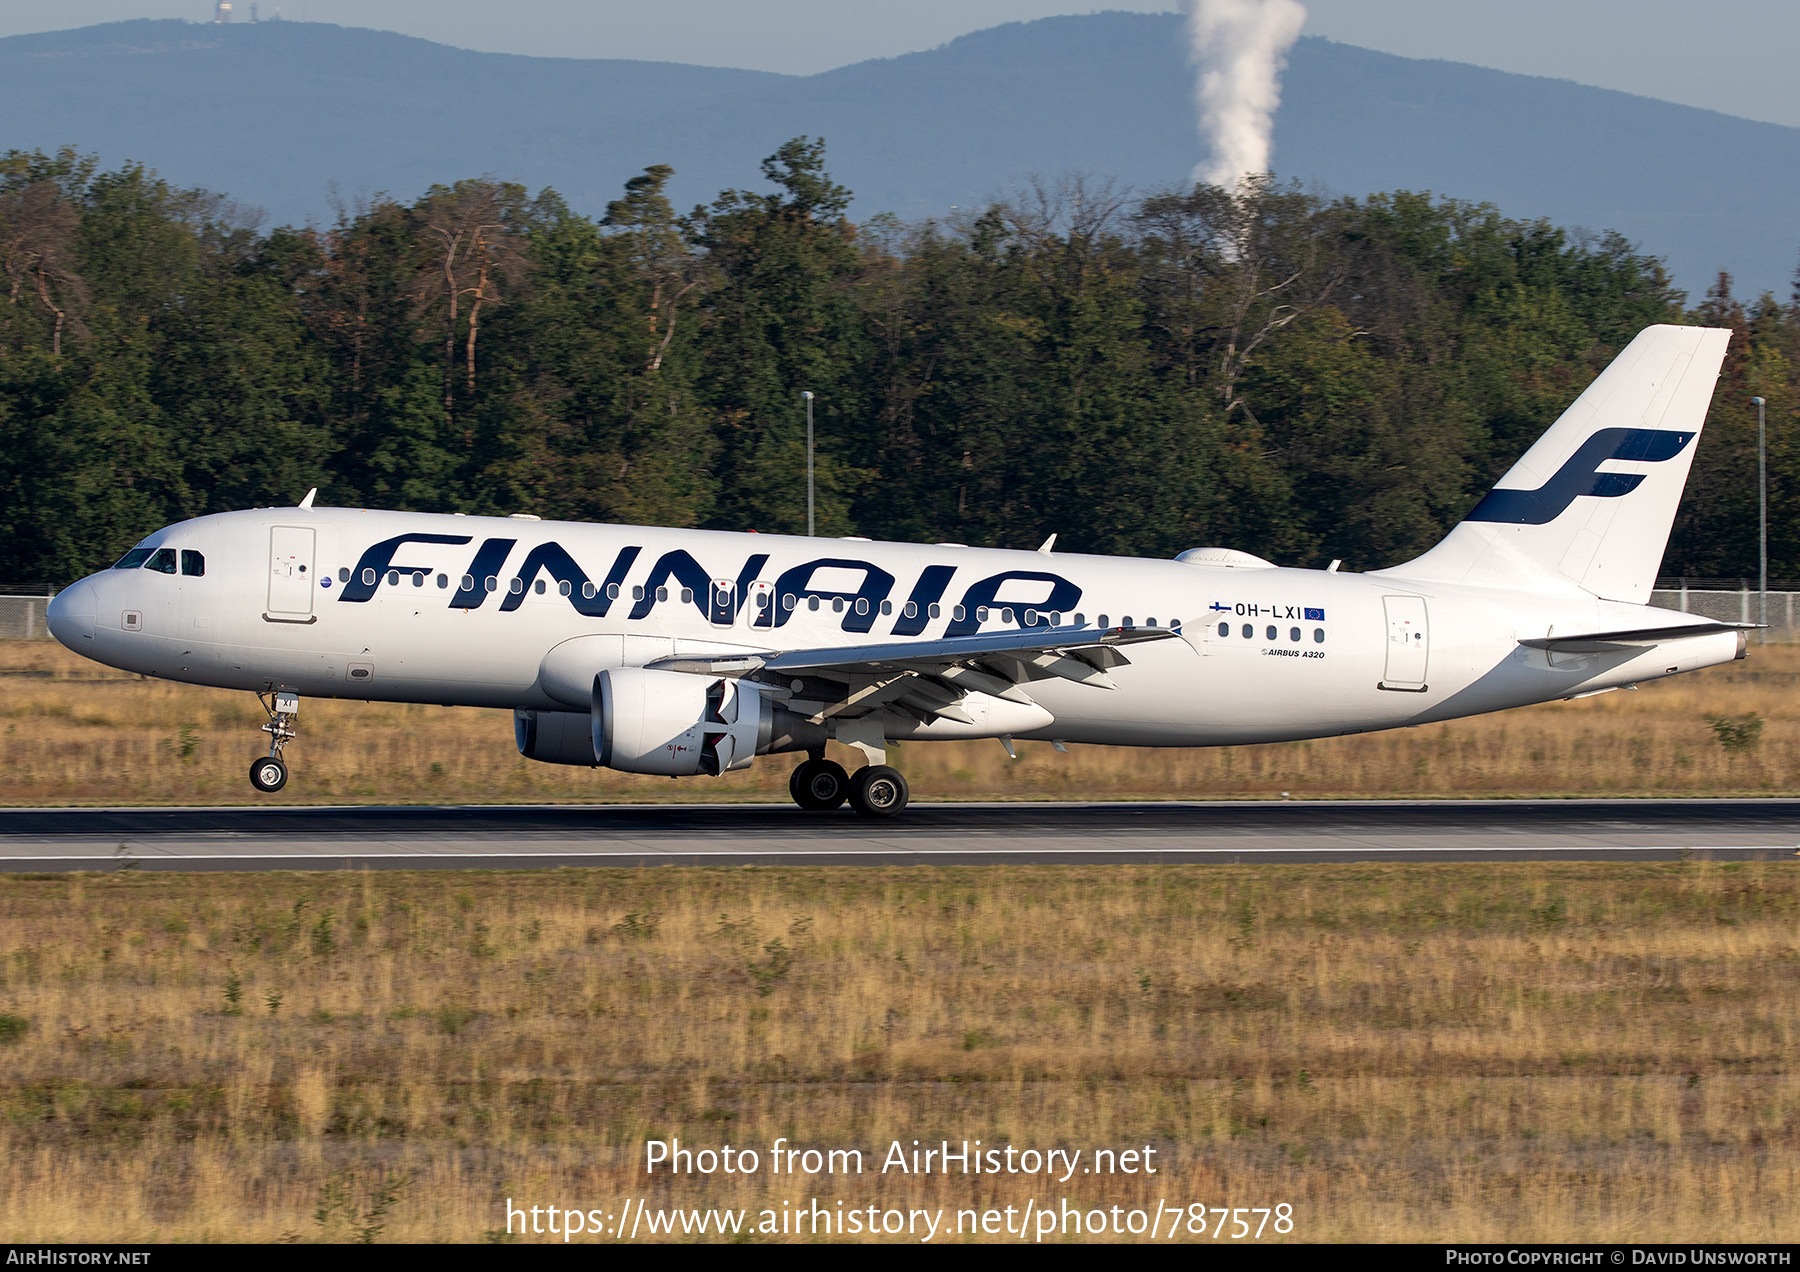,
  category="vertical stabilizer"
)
[1375,324,1731,602]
